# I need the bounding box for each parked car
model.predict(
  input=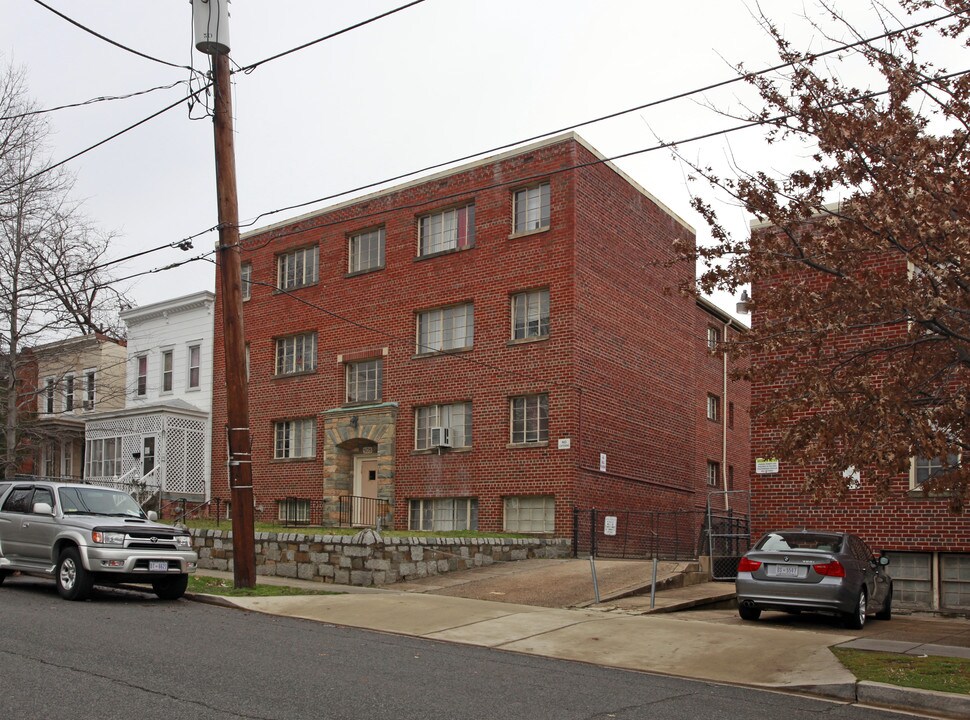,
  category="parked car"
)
[735,529,892,629]
[0,480,197,601]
